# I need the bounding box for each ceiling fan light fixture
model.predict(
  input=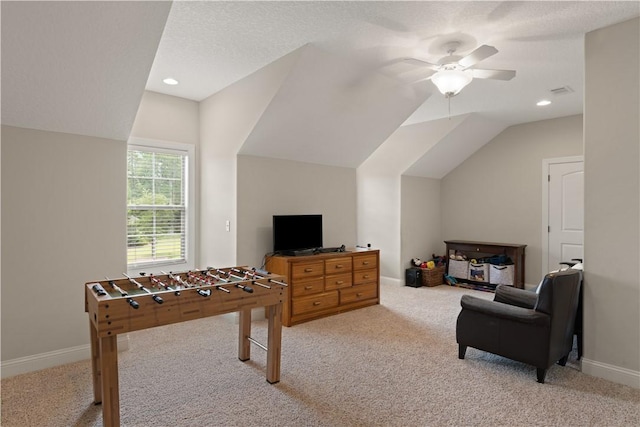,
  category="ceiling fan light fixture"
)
[431,69,473,97]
